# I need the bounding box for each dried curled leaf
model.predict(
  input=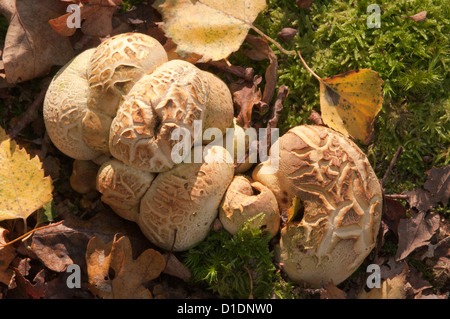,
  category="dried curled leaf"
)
[49,0,123,37]
[359,265,409,299]
[86,235,166,299]
[319,69,383,144]
[0,127,53,222]
[0,0,74,83]
[154,0,266,61]
[0,226,16,285]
